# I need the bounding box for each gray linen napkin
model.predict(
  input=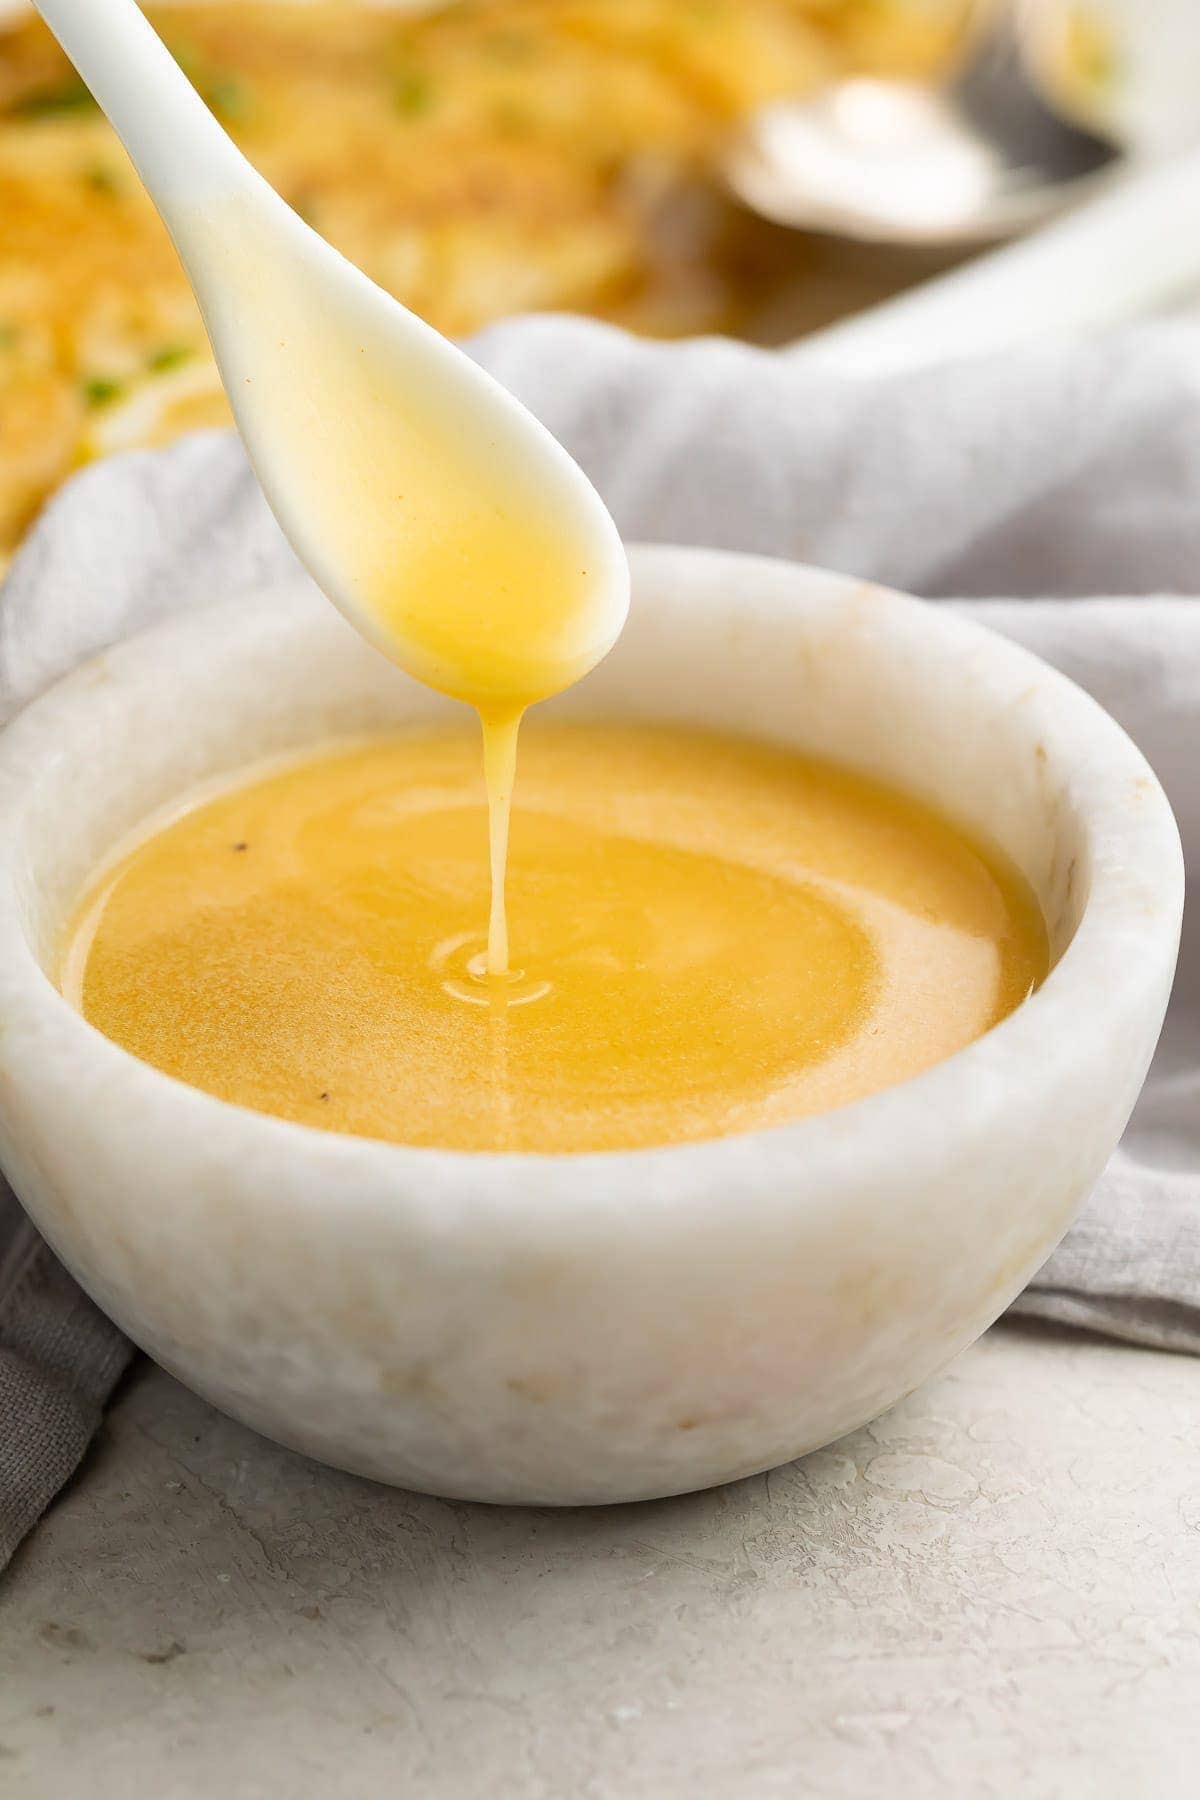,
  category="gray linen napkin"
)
[3,317,1199,1568]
